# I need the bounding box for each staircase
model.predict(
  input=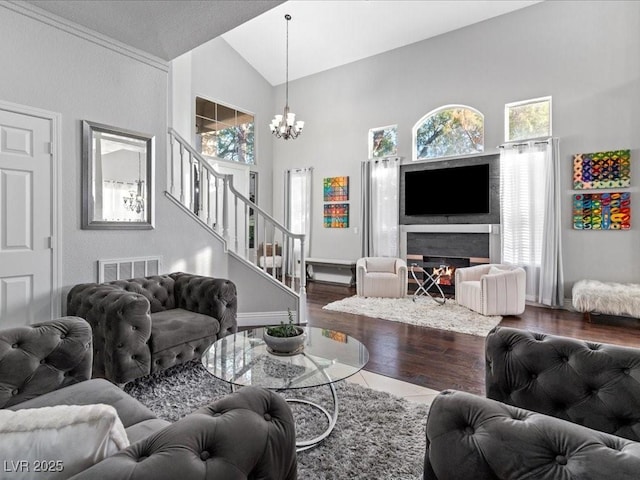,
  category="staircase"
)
[167,128,306,322]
